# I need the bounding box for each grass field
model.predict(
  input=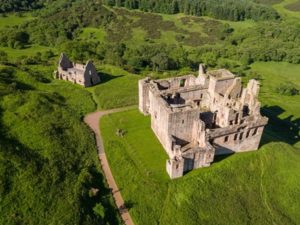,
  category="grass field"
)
[273,0,300,19]
[87,64,140,109]
[284,0,300,11]
[0,13,34,29]
[1,2,300,224]
[0,45,56,60]
[78,27,107,42]
[100,62,300,225]
[0,63,121,224]
[249,62,300,148]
